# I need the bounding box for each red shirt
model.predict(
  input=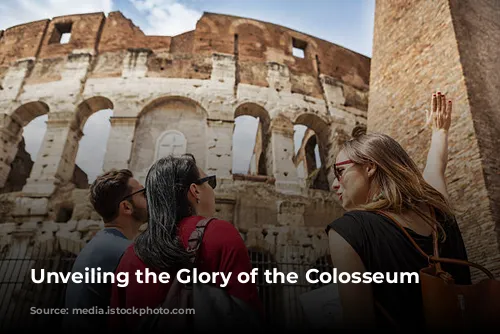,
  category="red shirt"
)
[108,216,262,330]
